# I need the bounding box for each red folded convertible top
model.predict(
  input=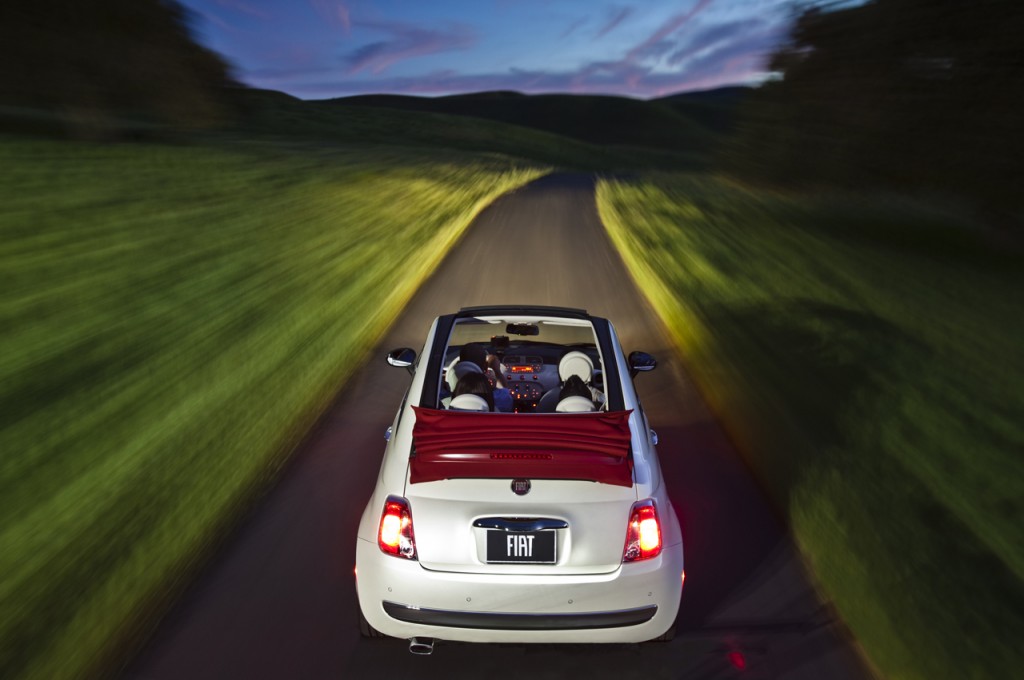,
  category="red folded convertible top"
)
[409,406,634,487]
